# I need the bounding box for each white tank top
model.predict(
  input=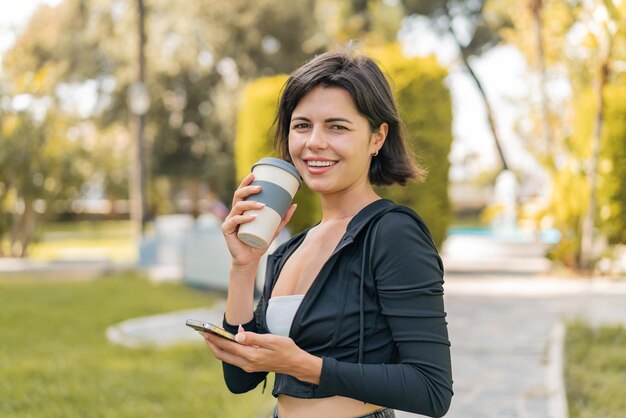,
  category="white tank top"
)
[266,294,305,337]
